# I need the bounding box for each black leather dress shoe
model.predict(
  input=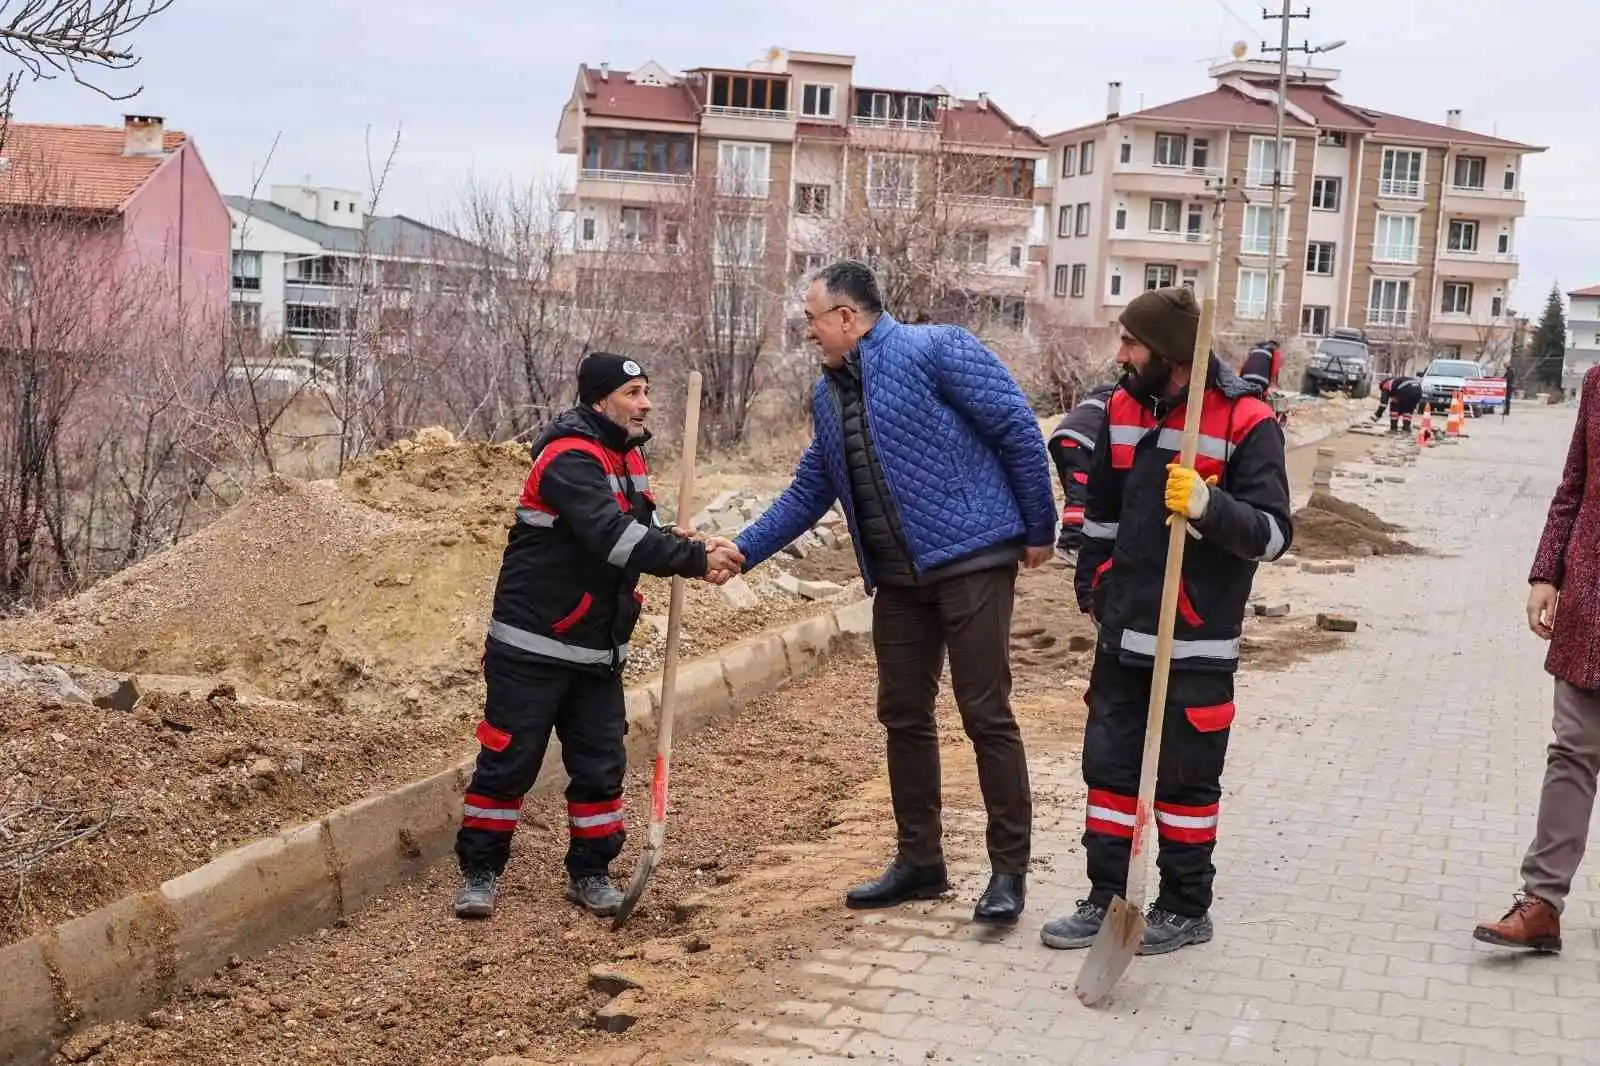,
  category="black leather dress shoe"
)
[973,873,1026,925]
[844,861,950,910]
